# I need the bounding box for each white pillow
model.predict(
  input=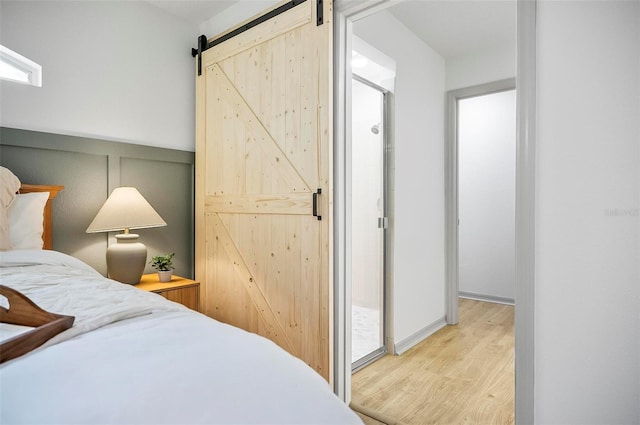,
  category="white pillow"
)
[0,212,11,251]
[7,192,50,250]
[0,167,21,251]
